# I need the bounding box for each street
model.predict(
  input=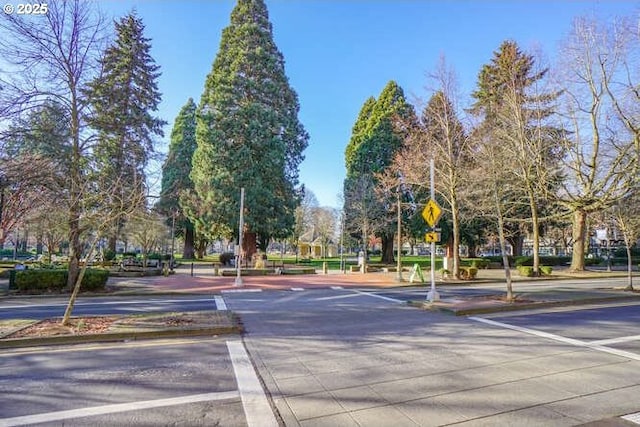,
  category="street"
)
[1,278,639,426]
